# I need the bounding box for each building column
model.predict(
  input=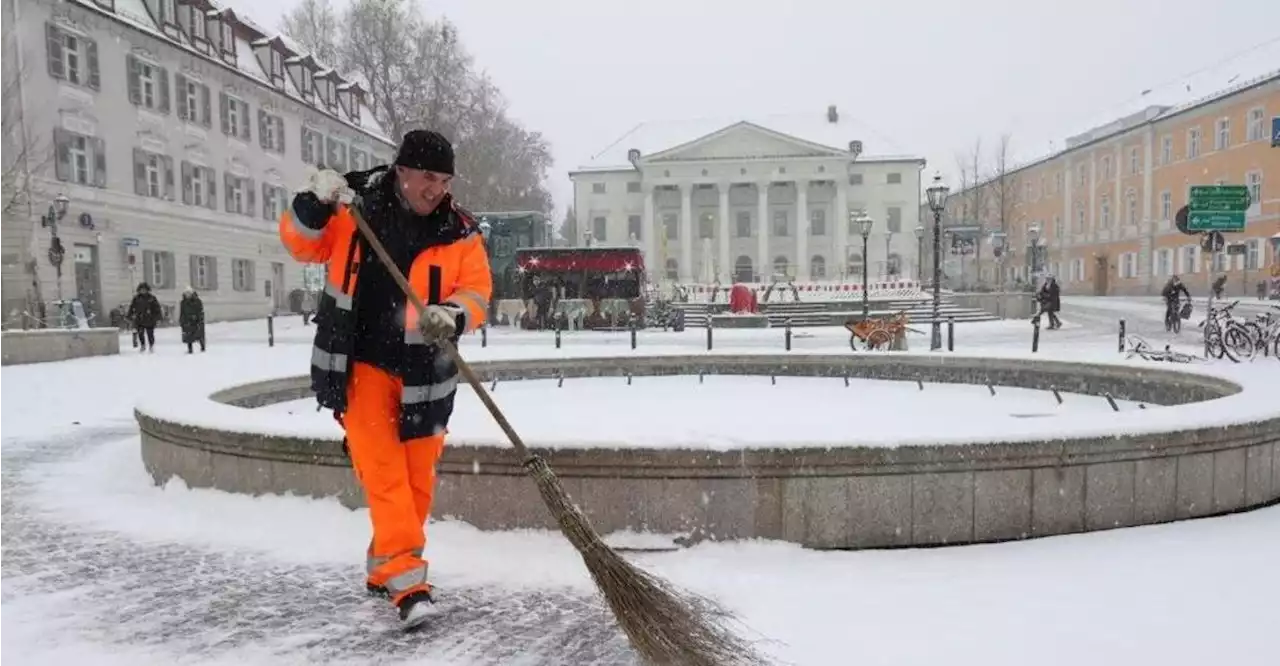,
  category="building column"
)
[642,184,656,279]
[756,182,769,282]
[679,184,693,282]
[835,181,849,280]
[718,183,731,282]
[795,180,809,281]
